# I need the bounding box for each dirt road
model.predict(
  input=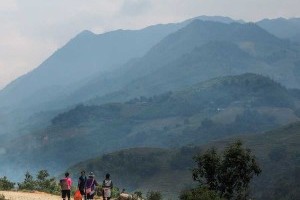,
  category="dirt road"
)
[0,191,105,200]
[0,191,61,200]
